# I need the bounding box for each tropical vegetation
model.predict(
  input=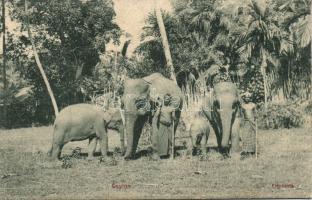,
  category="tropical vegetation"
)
[0,0,311,128]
